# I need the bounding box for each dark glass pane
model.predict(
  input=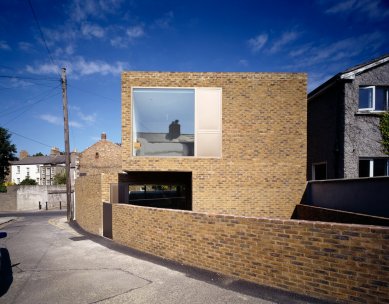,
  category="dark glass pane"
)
[359,87,373,109]
[373,159,387,176]
[314,164,327,180]
[359,160,370,177]
[375,87,387,111]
